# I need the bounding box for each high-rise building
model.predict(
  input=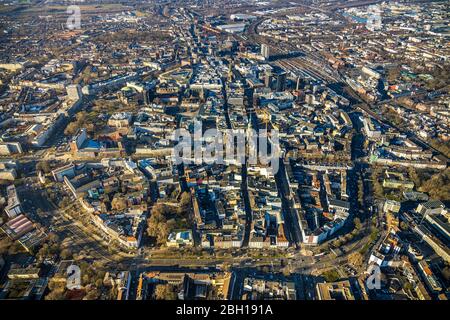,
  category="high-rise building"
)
[264,70,272,88]
[163,5,170,17]
[296,77,303,91]
[143,89,153,105]
[275,71,287,92]
[227,61,234,82]
[366,5,382,31]
[261,44,270,60]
